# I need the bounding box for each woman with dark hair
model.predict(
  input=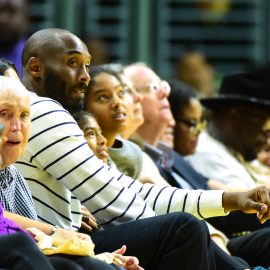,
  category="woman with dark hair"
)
[84,64,168,185]
[168,79,206,156]
[0,59,19,80]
